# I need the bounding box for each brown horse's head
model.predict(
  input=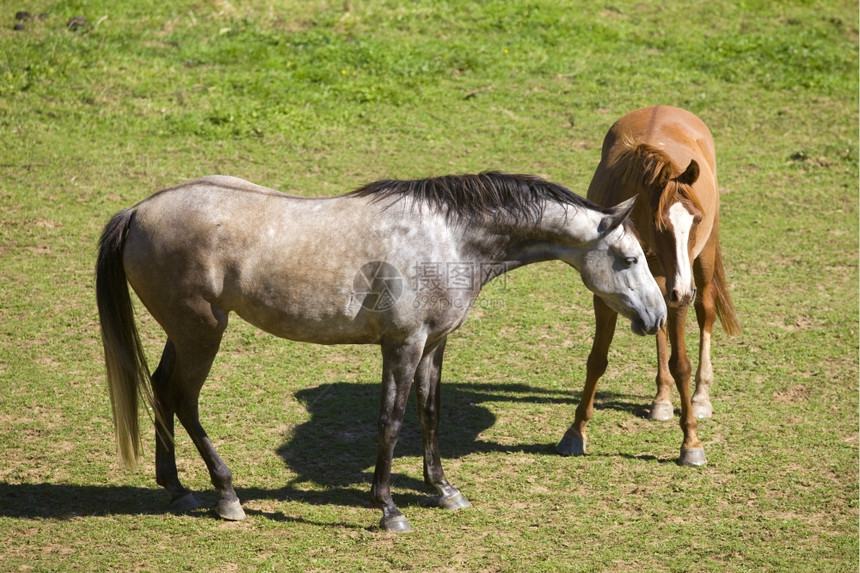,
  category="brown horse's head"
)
[616,142,704,307]
[652,159,703,306]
